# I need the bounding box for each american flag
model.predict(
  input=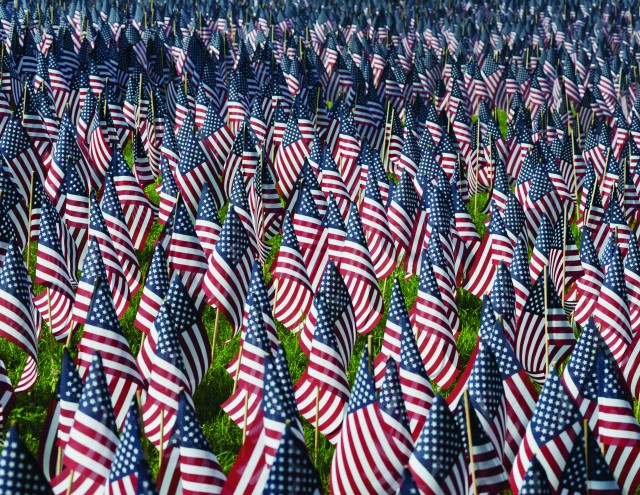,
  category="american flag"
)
[222,290,271,431]
[379,358,413,463]
[0,427,51,493]
[33,198,75,342]
[0,115,44,204]
[168,198,208,277]
[295,294,350,445]
[411,249,460,389]
[517,269,575,385]
[53,352,119,494]
[594,244,632,363]
[374,277,409,386]
[510,365,582,493]
[625,236,640,334]
[387,170,418,256]
[142,304,191,450]
[101,172,142,295]
[322,195,347,270]
[76,276,142,427]
[203,205,254,332]
[63,162,89,264]
[158,391,226,495]
[88,191,131,318]
[340,203,384,334]
[0,240,39,393]
[269,212,313,331]
[175,122,224,218]
[320,147,351,220]
[463,339,510,492]
[229,169,269,263]
[330,347,404,494]
[262,345,302,467]
[195,183,222,259]
[262,422,322,495]
[491,262,517,343]
[595,351,640,494]
[408,392,468,494]
[56,348,83,452]
[158,157,180,227]
[135,245,170,337]
[360,168,397,280]
[107,403,145,495]
[300,260,356,368]
[573,229,604,327]
[275,111,308,201]
[110,148,157,250]
[200,103,234,177]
